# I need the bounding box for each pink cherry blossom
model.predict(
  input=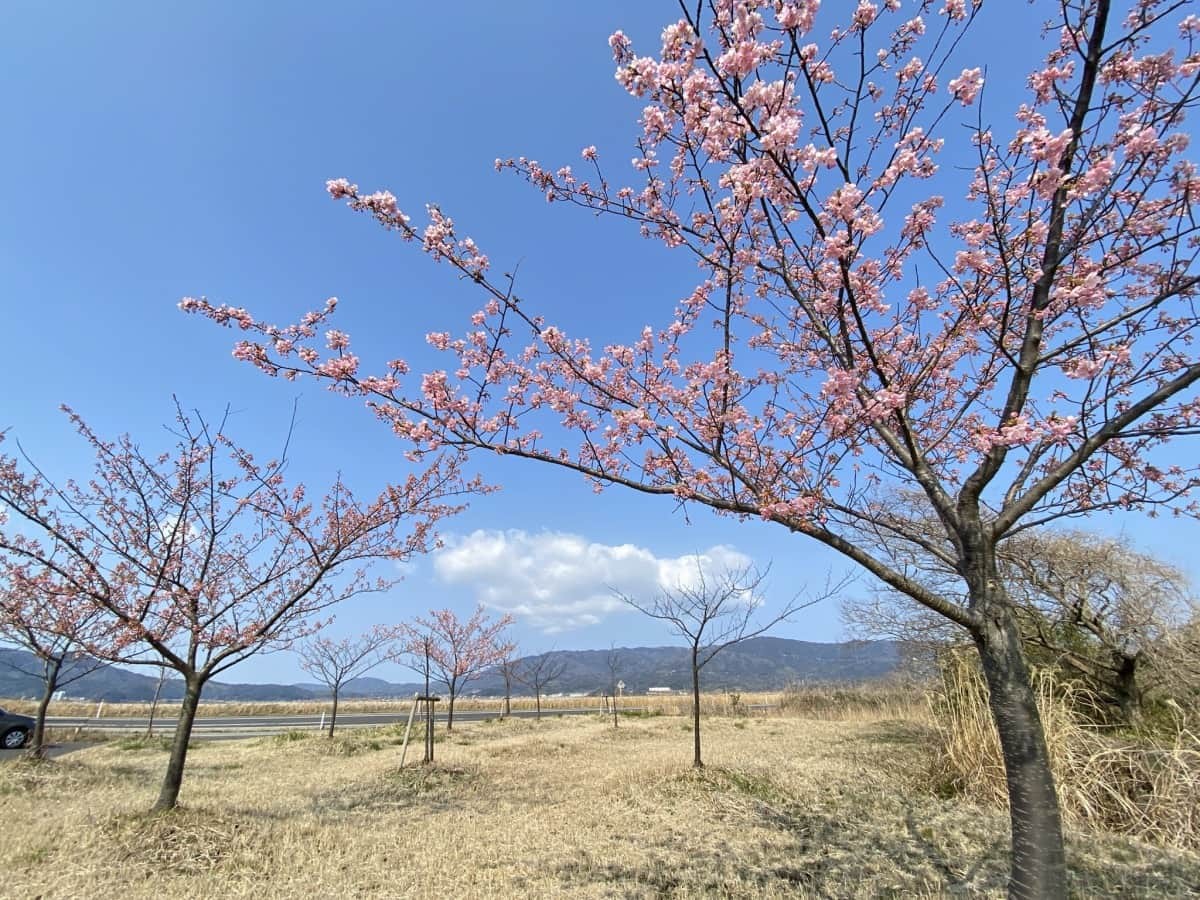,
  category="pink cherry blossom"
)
[948,67,983,105]
[0,405,475,806]
[187,6,1200,887]
[396,605,513,731]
